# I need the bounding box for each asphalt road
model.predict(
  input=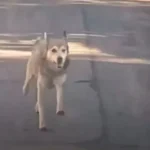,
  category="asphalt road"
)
[0,1,150,150]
